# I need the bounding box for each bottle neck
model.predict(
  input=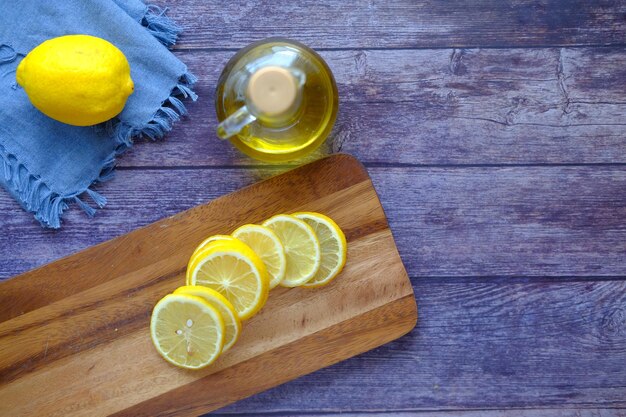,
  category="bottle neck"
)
[246,65,305,126]
[217,60,307,140]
